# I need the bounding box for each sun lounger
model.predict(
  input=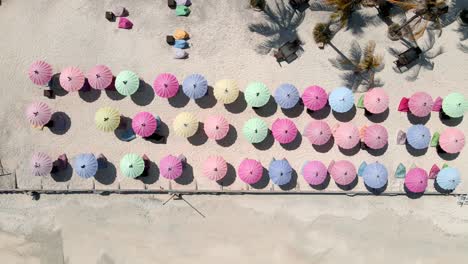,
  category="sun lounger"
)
[394,47,422,71]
